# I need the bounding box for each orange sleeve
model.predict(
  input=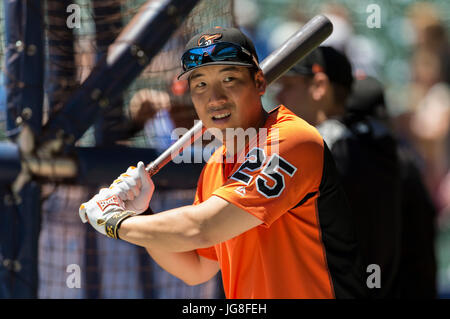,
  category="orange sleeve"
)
[196,247,218,261]
[213,124,324,227]
[193,188,201,206]
[192,165,205,205]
